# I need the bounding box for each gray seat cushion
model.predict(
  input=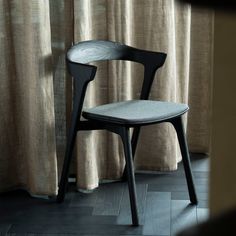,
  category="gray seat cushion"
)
[82,100,188,125]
